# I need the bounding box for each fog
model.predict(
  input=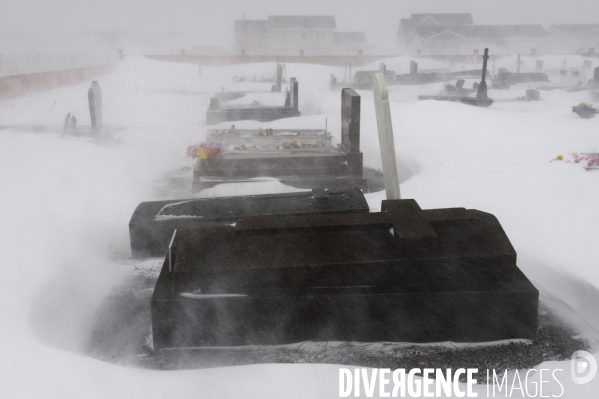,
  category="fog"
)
[1,0,599,53]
